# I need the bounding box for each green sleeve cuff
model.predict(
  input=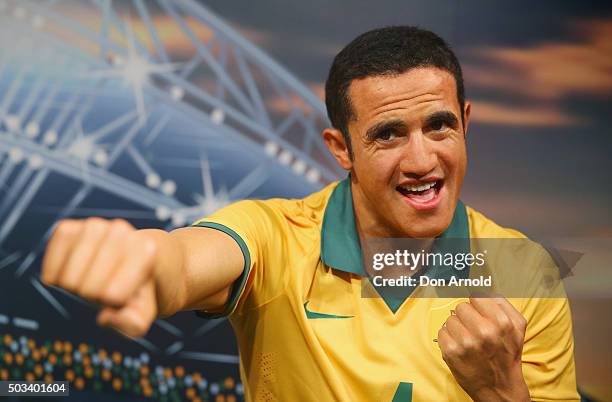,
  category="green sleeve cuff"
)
[191,221,251,319]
